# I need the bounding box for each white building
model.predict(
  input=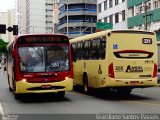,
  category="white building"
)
[97,0,127,29]
[0,10,16,42]
[15,0,20,26]
[17,0,54,34]
[53,0,59,33]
